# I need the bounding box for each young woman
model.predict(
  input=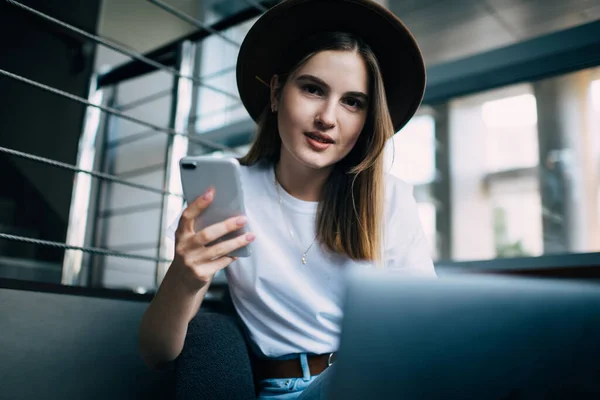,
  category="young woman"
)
[140,0,436,398]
